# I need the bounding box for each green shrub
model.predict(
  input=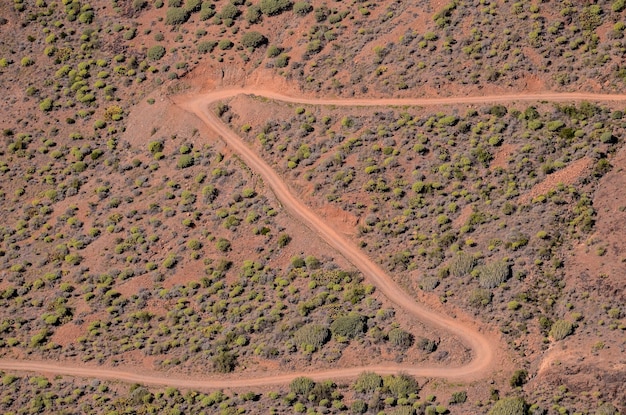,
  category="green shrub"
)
[198,40,217,54]
[331,313,365,339]
[304,255,320,269]
[290,256,305,268]
[21,56,34,67]
[383,374,418,398]
[549,319,573,341]
[509,370,527,387]
[65,253,82,265]
[267,45,282,57]
[449,252,475,278]
[419,276,439,292]
[199,2,216,20]
[260,0,292,15]
[275,53,290,68]
[293,1,312,15]
[478,260,510,288]
[488,397,527,415]
[39,98,53,112]
[306,39,322,54]
[241,31,267,49]
[353,372,382,393]
[148,141,163,154]
[216,238,231,252]
[177,154,194,168]
[165,7,189,25]
[388,328,414,348]
[219,3,239,19]
[202,185,218,202]
[417,337,437,353]
[595,403,618,415]
[218,39,234,50]
[277,233,291,247]
[124,28,136,40]
[184,0,202,13]
[30,329,50,347]
[162,255,177,269]
[213,351,237,373]
[290,377,315,395]
[293,324,330,351]
[245,4,262,23]
[350,399,367,413]
[147,45,166,61]
[449,391,467,404]
[187,239,202,250]
[132,0,147,11]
